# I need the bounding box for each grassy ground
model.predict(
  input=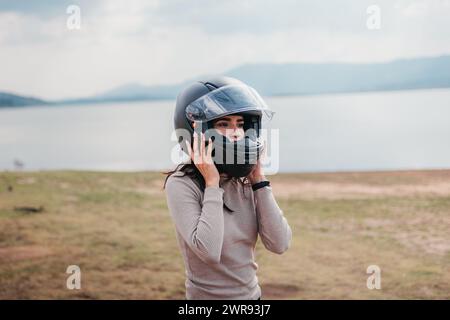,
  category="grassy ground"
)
[0,169,449,299]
